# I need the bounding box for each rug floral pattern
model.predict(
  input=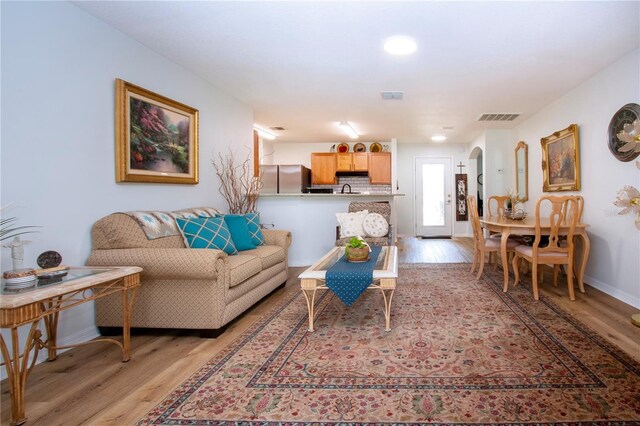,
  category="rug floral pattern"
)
[139,264,640,424]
